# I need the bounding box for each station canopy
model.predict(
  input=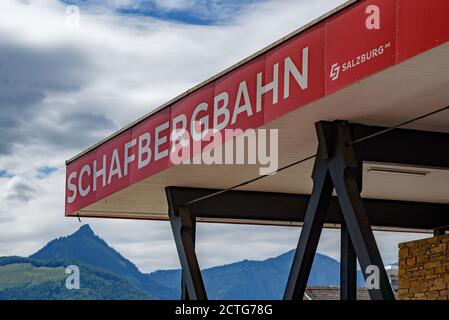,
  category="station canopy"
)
[65,0,449,232]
